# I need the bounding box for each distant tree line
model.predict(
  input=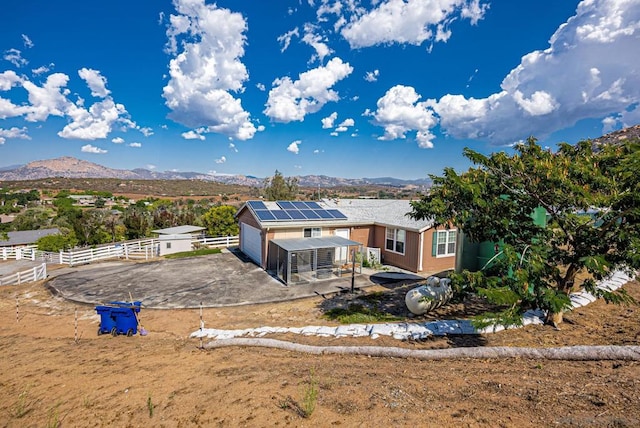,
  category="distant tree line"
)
[1,190,241,252]
[0,189,41,214]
